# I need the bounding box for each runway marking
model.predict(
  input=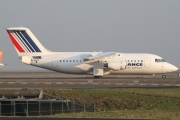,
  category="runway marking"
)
[51,82,57,84]
[158,84,164,86]
[87,83,93,84]
[0,81,180,87]
[74,82,80,84]
[104,83,110,85]
[45,82,51,84]
[68,83,74,85]
[98,82,104,85]
[170,84,177,86]
[93,83,98,85]
[80,83,86,85]
[134,84,140,86]
[39,82,45,84]
[15,82,20,84]
[123,83,128,86]
[62,82,68,84]
[27,82,33,84]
